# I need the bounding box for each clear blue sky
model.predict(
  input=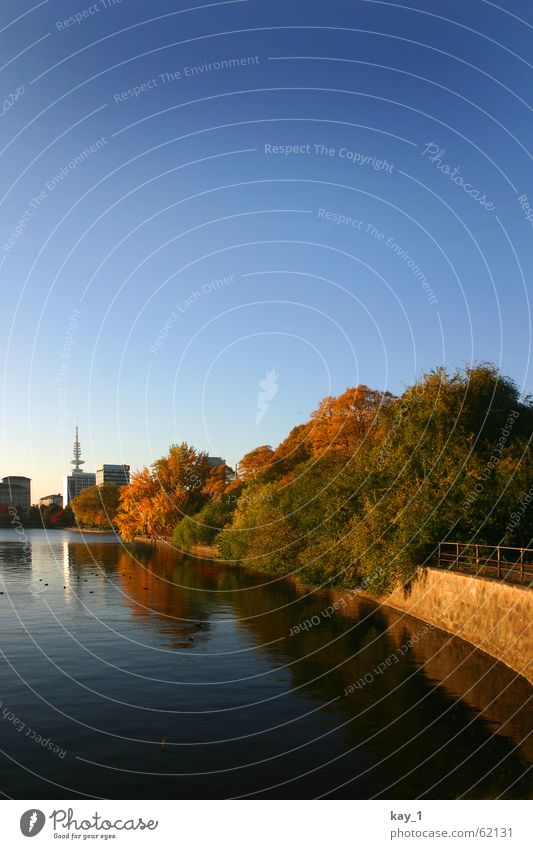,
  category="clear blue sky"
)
[1,0,532,500]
